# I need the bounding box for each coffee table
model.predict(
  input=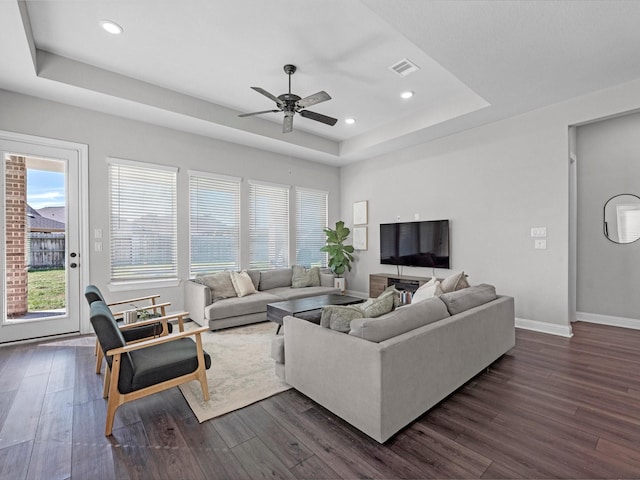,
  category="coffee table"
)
[267,294,364,334]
